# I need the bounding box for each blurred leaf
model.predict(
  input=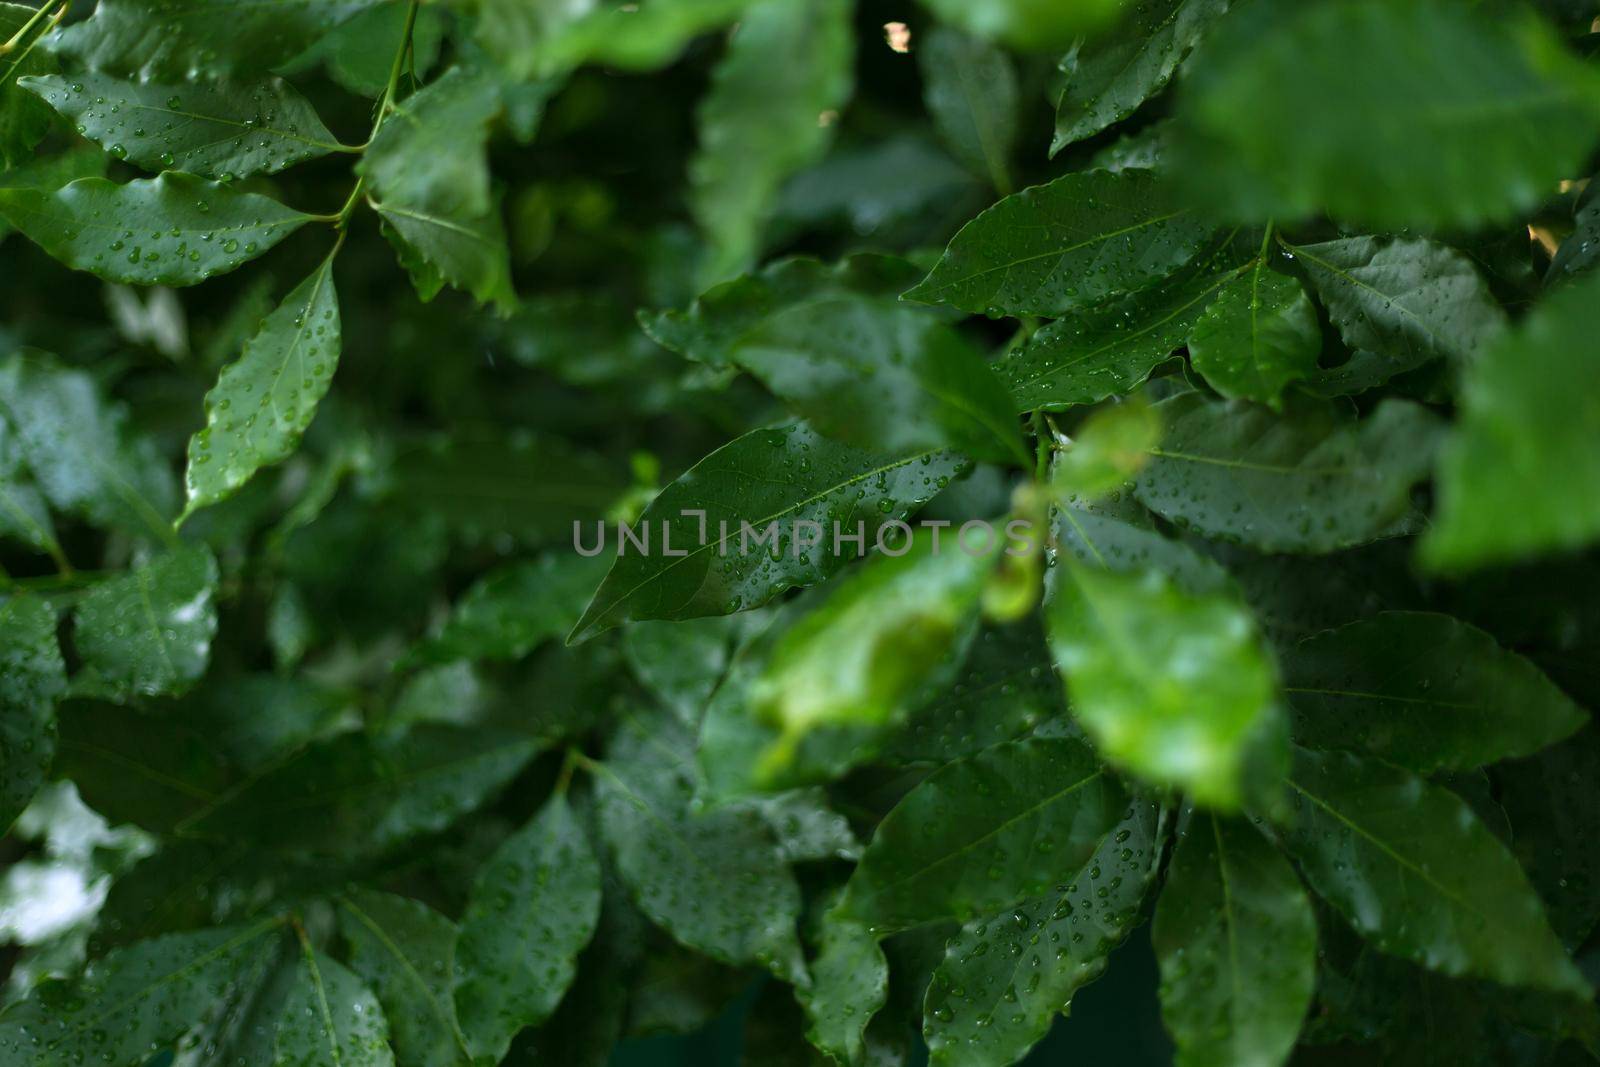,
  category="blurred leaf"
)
[0,2,59,167]
[1285,612,1587,773]
[799,908,887,1063]
[1174,0,1600,227]
[1051,397,1162,500]
[690,0,853,284]
[1152,811,1316,1067]
[1498,726,1600,948]
[919,27,1018,193]
[409,554,609,666]
[0,596,65,831]
[1281,747,1588,997]
[838,737,1125,932]
[1423,269,1600,571]
[904,169,1214,317]
[570,422,966,640]
[920,0,1126,51]
[455,792,602,1061]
